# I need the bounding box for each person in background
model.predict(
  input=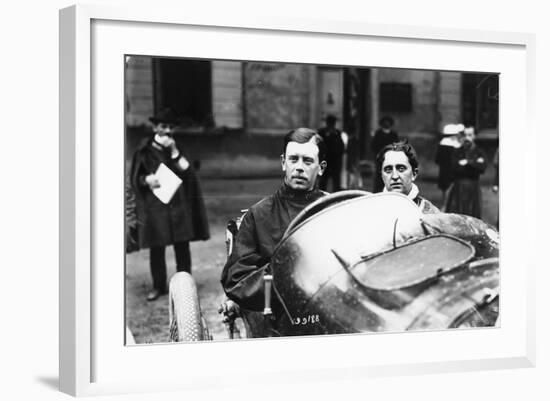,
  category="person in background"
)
[443,126,487,218]
[435,123,463,205]
[317,115,345,192]
[377,140,440,214]
[344,133,364,190]
[372,115,399,192]
[130,108,210,301]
